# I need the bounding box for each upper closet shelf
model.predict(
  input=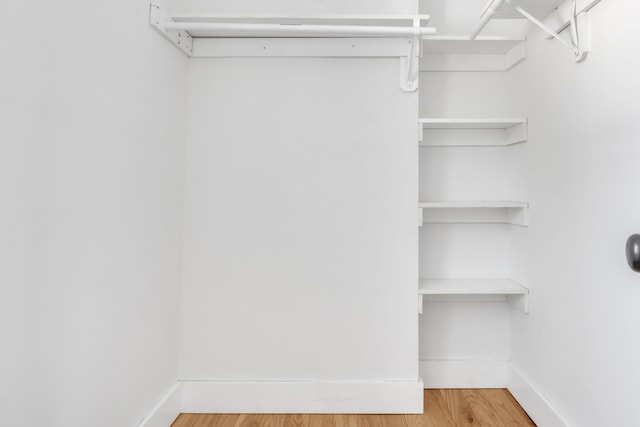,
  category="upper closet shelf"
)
[149,4,435,91]
[420,35,526,72]
[151,4,434,54]
[419,118,528,146]
[421,36,524,54]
